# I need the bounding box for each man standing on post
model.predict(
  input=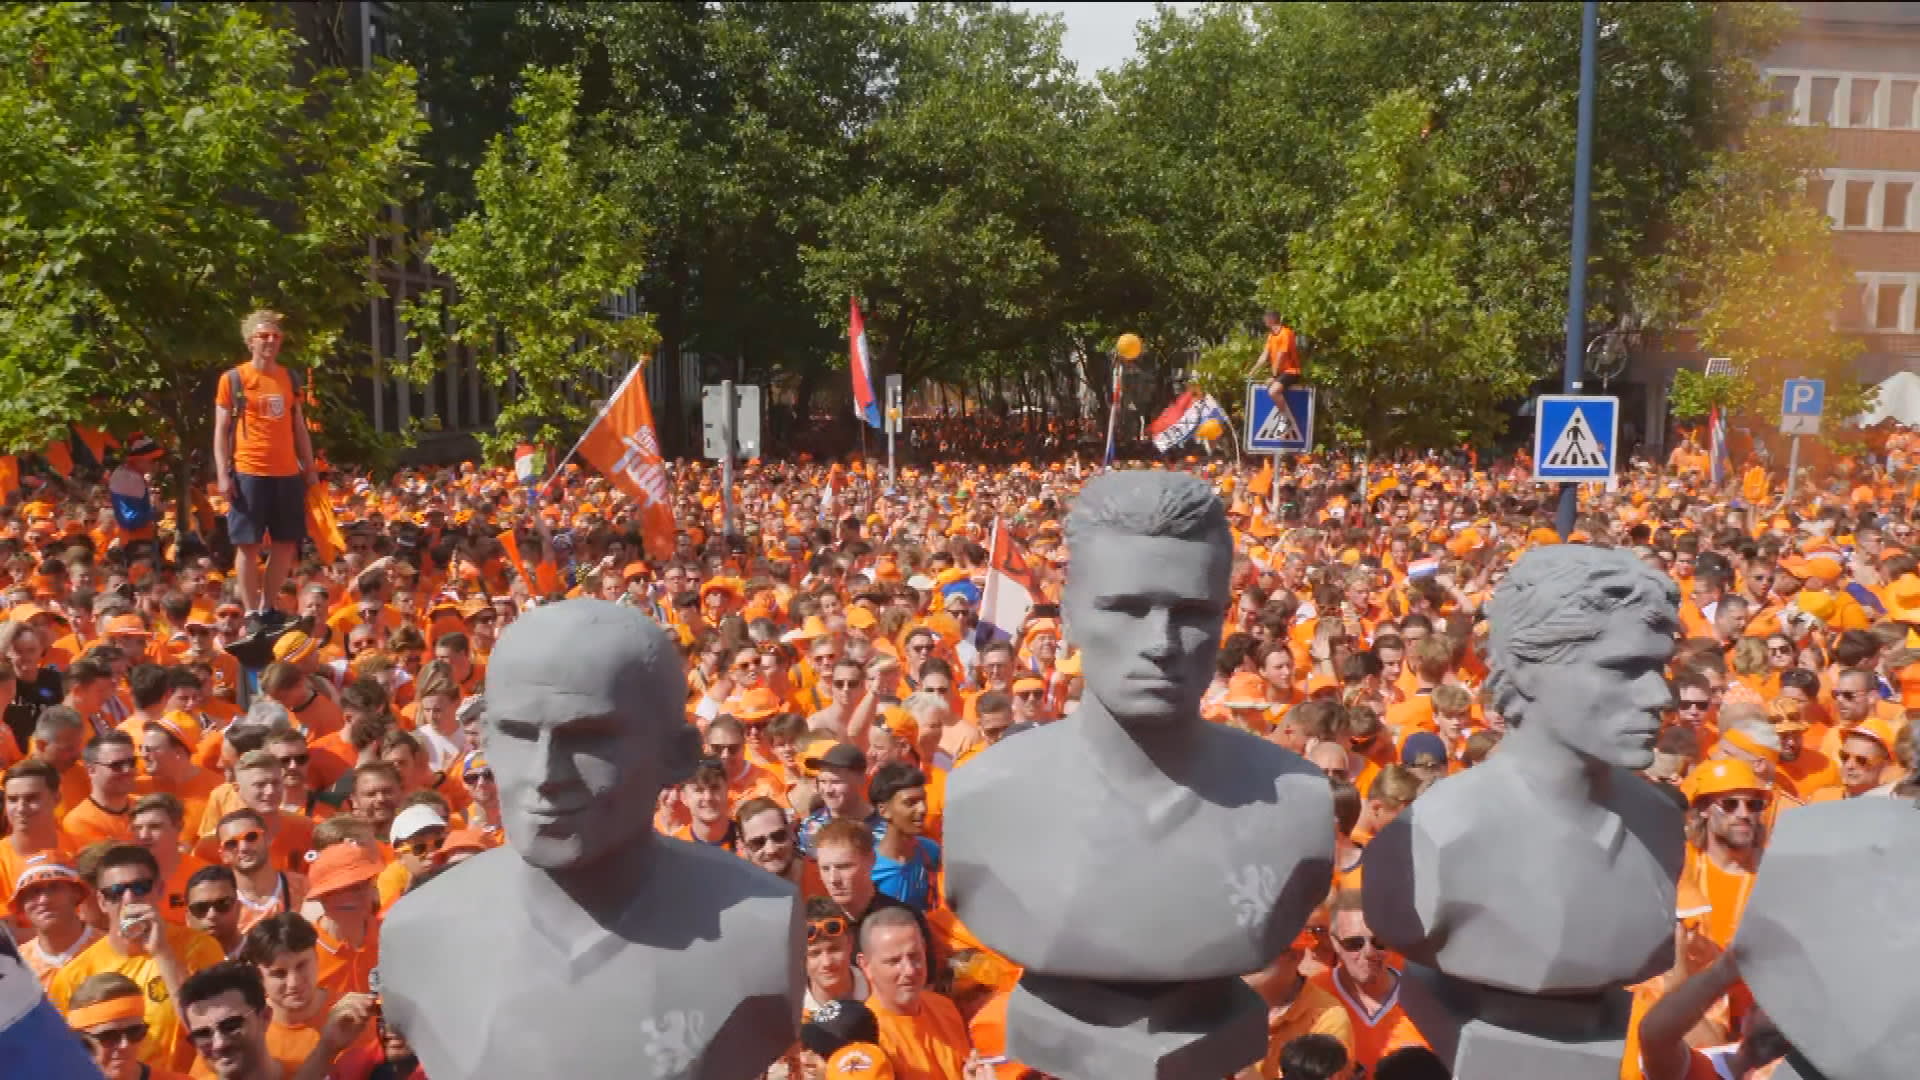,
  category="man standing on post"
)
[213,310,316,663]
